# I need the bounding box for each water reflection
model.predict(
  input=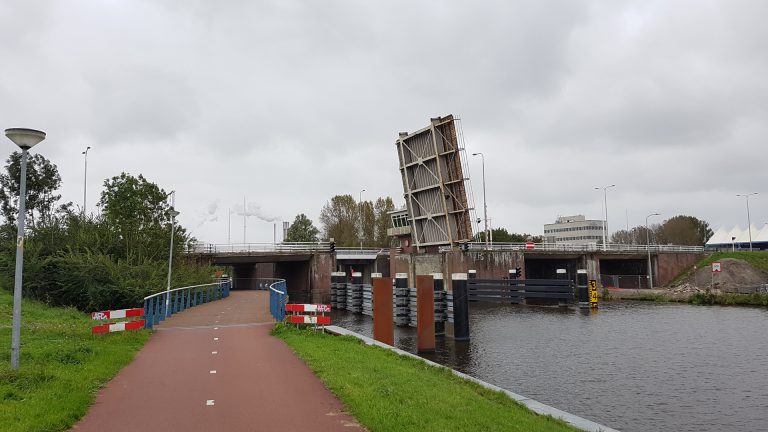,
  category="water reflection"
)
[331,302,768,432]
